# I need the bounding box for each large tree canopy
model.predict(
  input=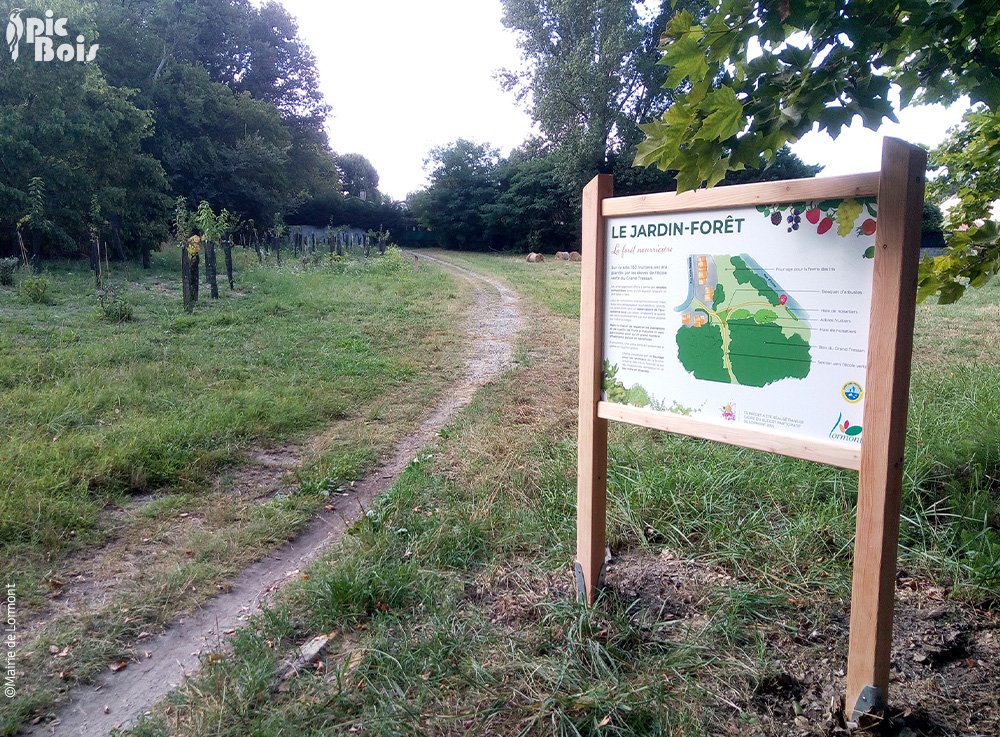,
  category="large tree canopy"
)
[0,0,171,259]
[636,0,1000,301]
[0,0,350,258]
[94,0,340,228]
[409,140,502,250]
[500,0,707,193]
[337,154,382,201]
